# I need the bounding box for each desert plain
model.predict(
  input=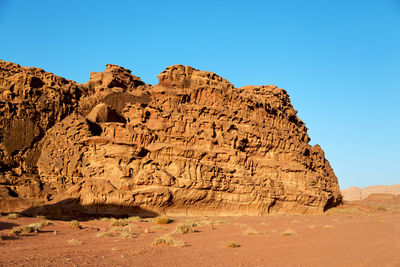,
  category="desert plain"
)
[1,194,399,267]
